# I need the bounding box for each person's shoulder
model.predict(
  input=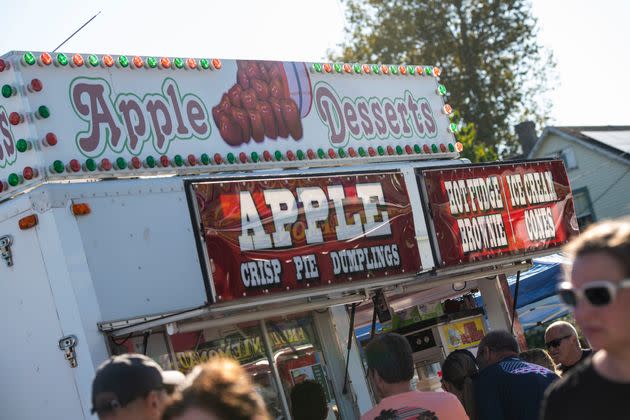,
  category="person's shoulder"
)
[546,356,594,396]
